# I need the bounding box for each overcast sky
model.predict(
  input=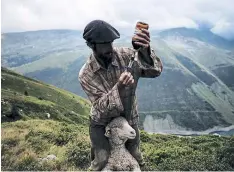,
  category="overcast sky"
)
[2,0,234,40]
